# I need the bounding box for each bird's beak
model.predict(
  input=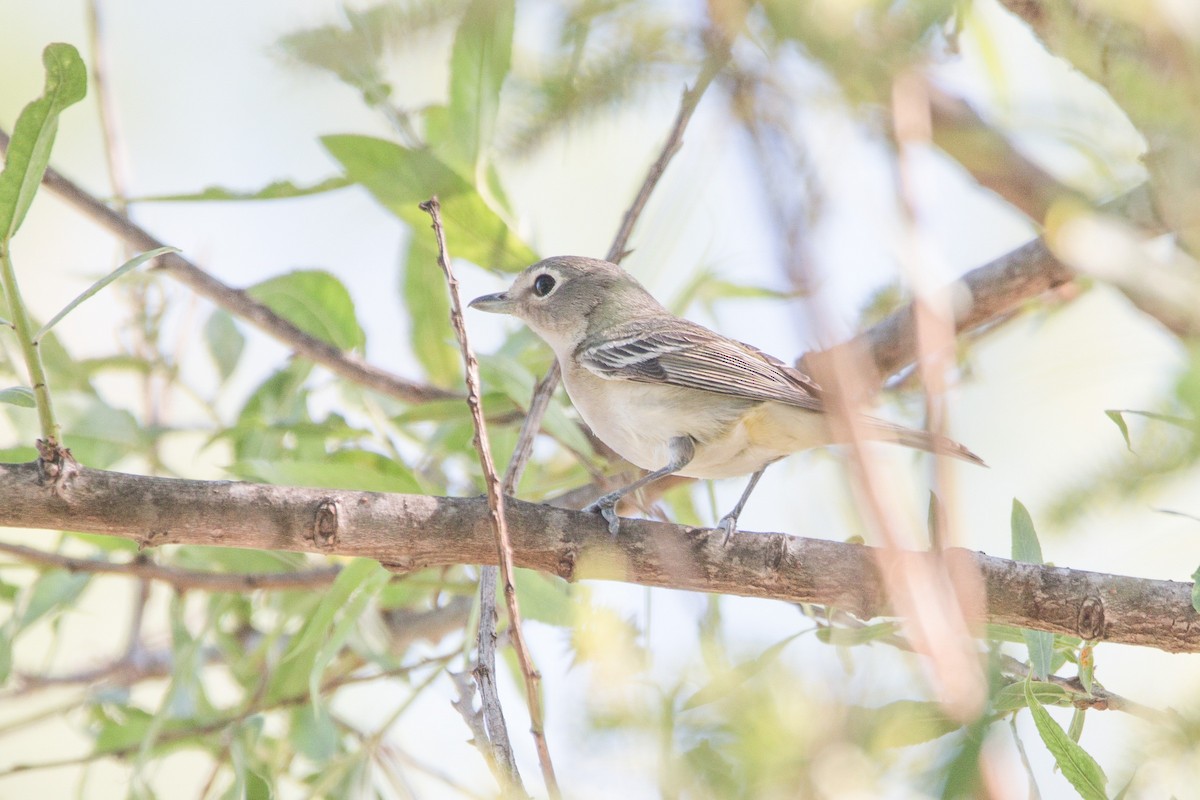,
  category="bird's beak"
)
[468,292,516,315]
